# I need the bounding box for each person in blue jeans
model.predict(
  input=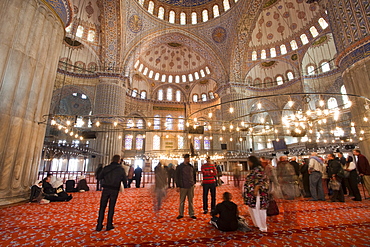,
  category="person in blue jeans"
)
[308,152,325,201]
